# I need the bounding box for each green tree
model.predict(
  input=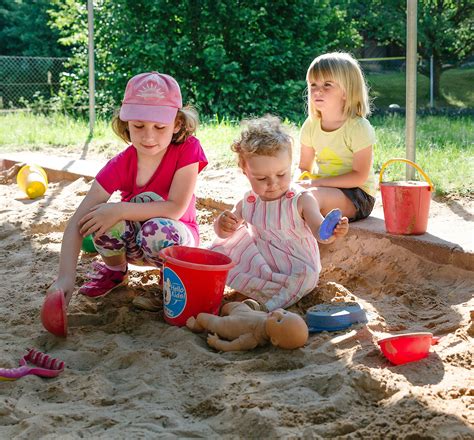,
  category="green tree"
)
[354,0,474,103]
[0,0,70,57]
[49,0,361,119]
